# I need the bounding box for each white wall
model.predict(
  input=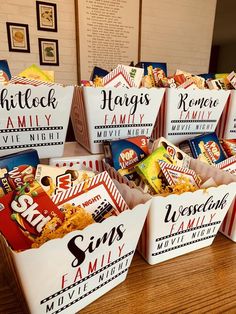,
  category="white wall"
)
[0,0,217,84]
[141,0,217,75]
[0,0,77,85]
